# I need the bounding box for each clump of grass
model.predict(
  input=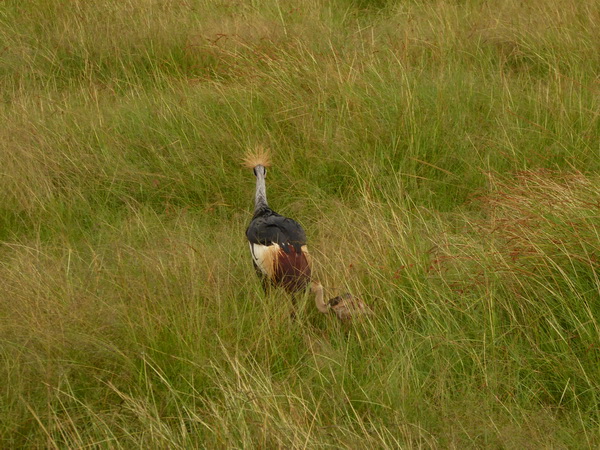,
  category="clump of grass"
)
[480,170,599,291]
[427,170,600,421]
[433,169,599,308]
